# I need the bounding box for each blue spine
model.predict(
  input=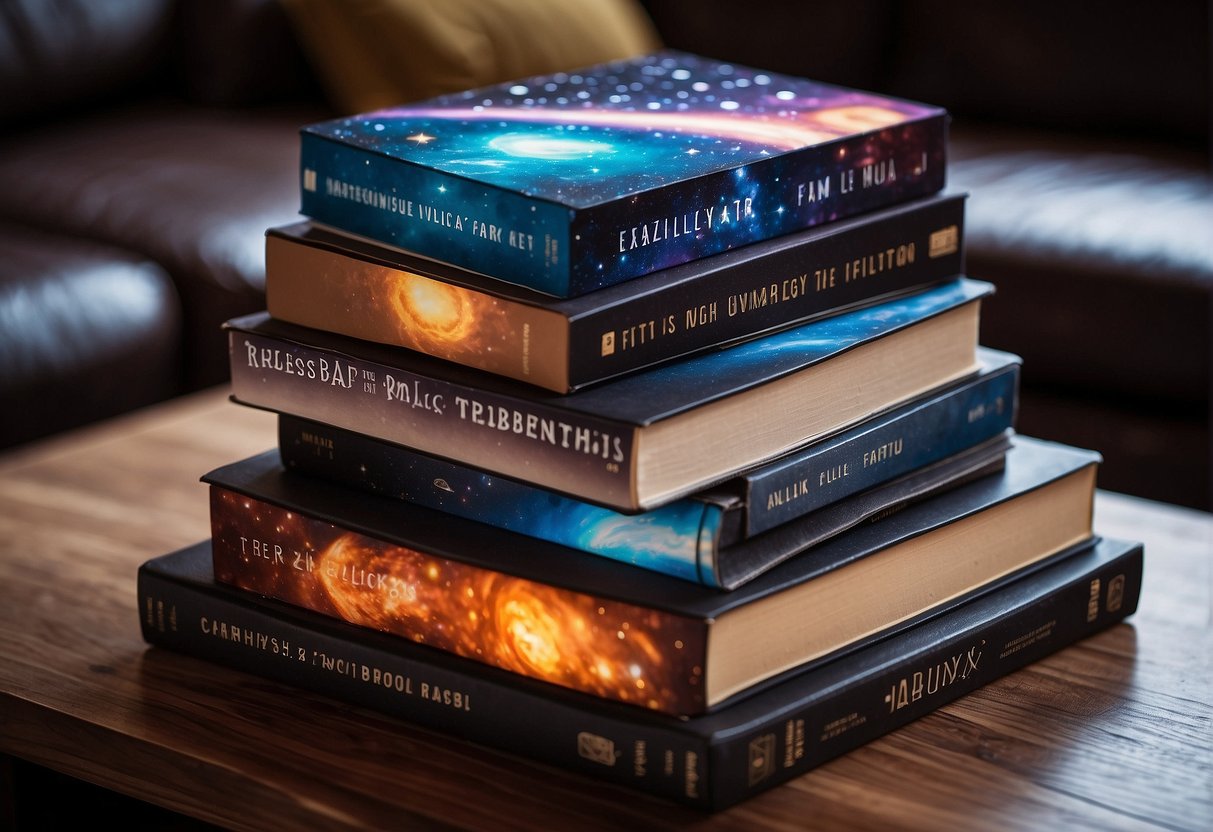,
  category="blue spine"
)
[278,417,726,586]
[278,353,1015,588]
[299,133,572,295]
[745,359,1018,535]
